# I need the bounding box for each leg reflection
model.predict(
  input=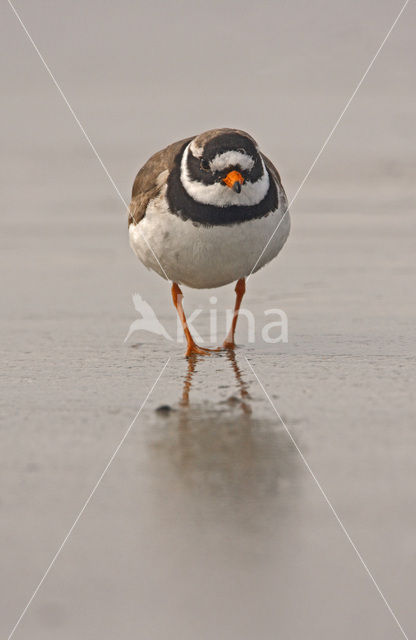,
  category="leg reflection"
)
[179,350,252,414]
[225,349,251,414]
[180,354,198,407]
